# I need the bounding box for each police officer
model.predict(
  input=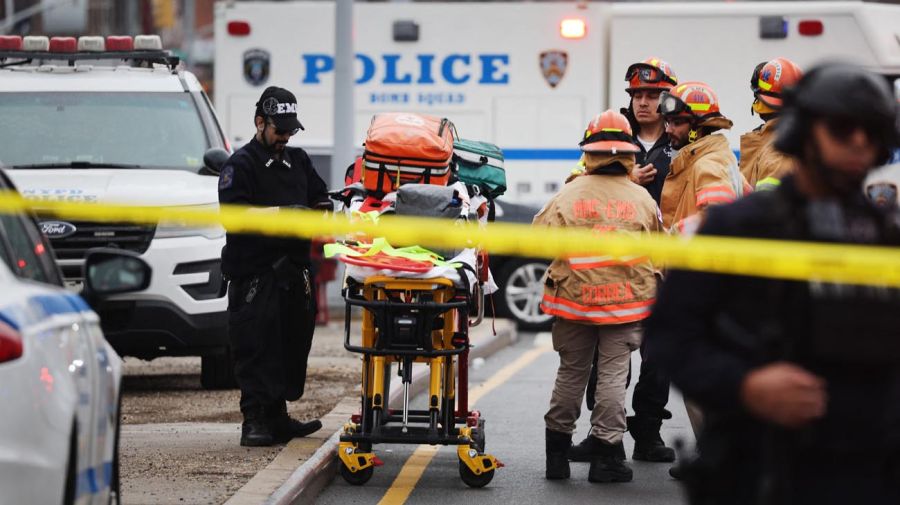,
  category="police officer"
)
[219,86,332,447]
[646,62,900,504]
[537,110,661,484]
